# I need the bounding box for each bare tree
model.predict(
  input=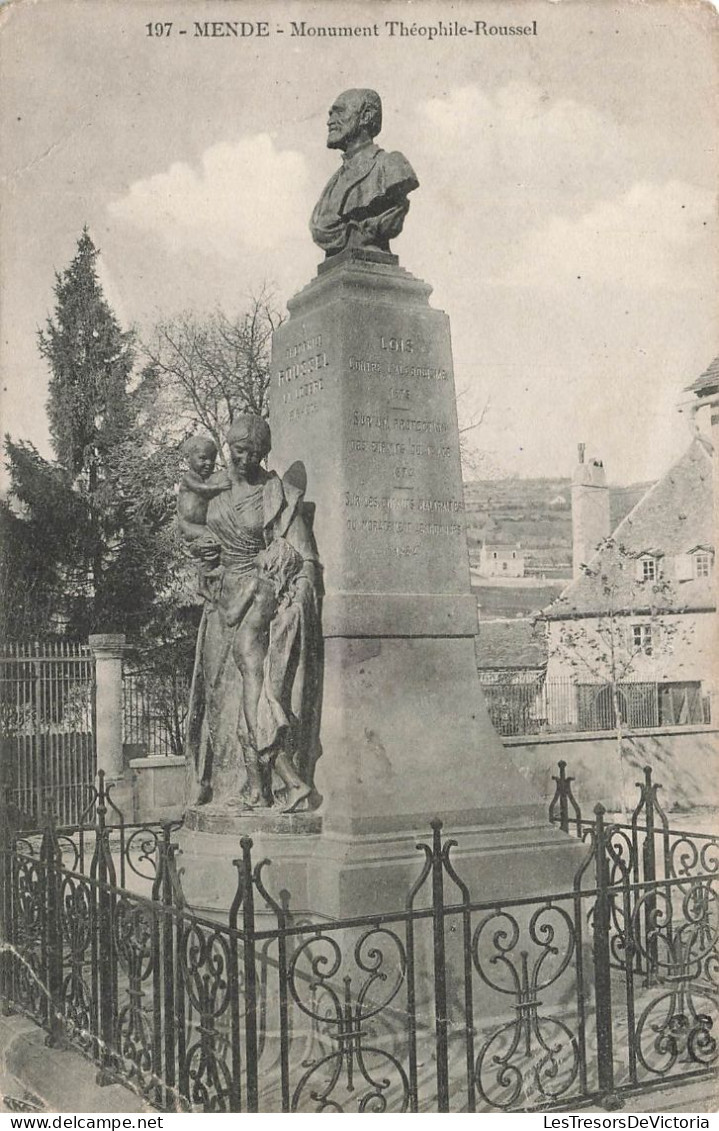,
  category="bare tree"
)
[546,538,693,812]
[139,288,283,457]
[456,389,495,477]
